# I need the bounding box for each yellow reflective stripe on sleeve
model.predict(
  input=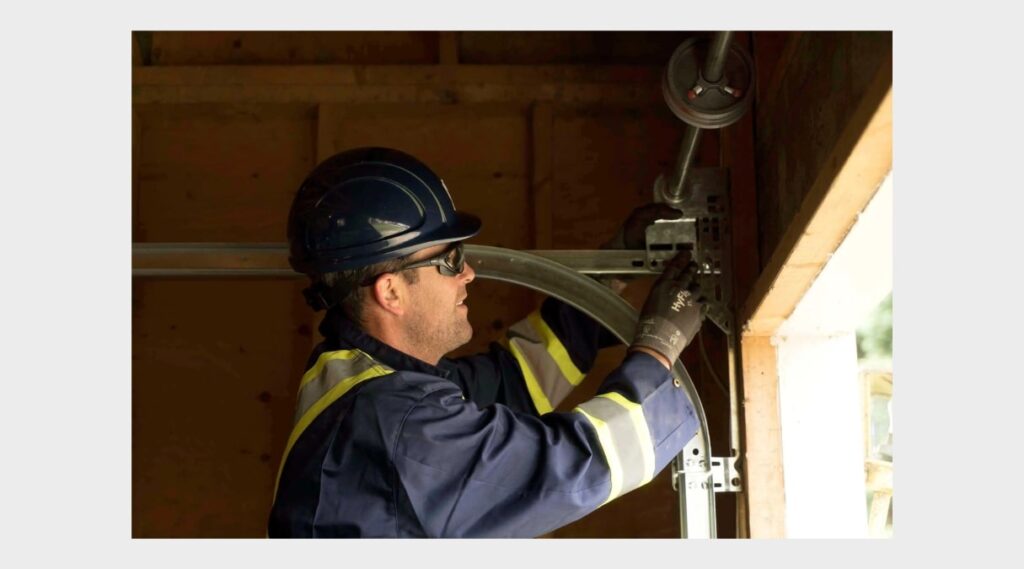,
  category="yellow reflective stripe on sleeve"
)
[574,407,622,506]
[598,392,655,486]
[527,311,585,386]
[504,337,554,415]
[574,390,657,505]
